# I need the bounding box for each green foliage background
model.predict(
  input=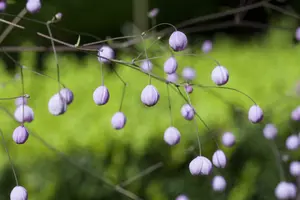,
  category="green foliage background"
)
[0,27,300,199]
